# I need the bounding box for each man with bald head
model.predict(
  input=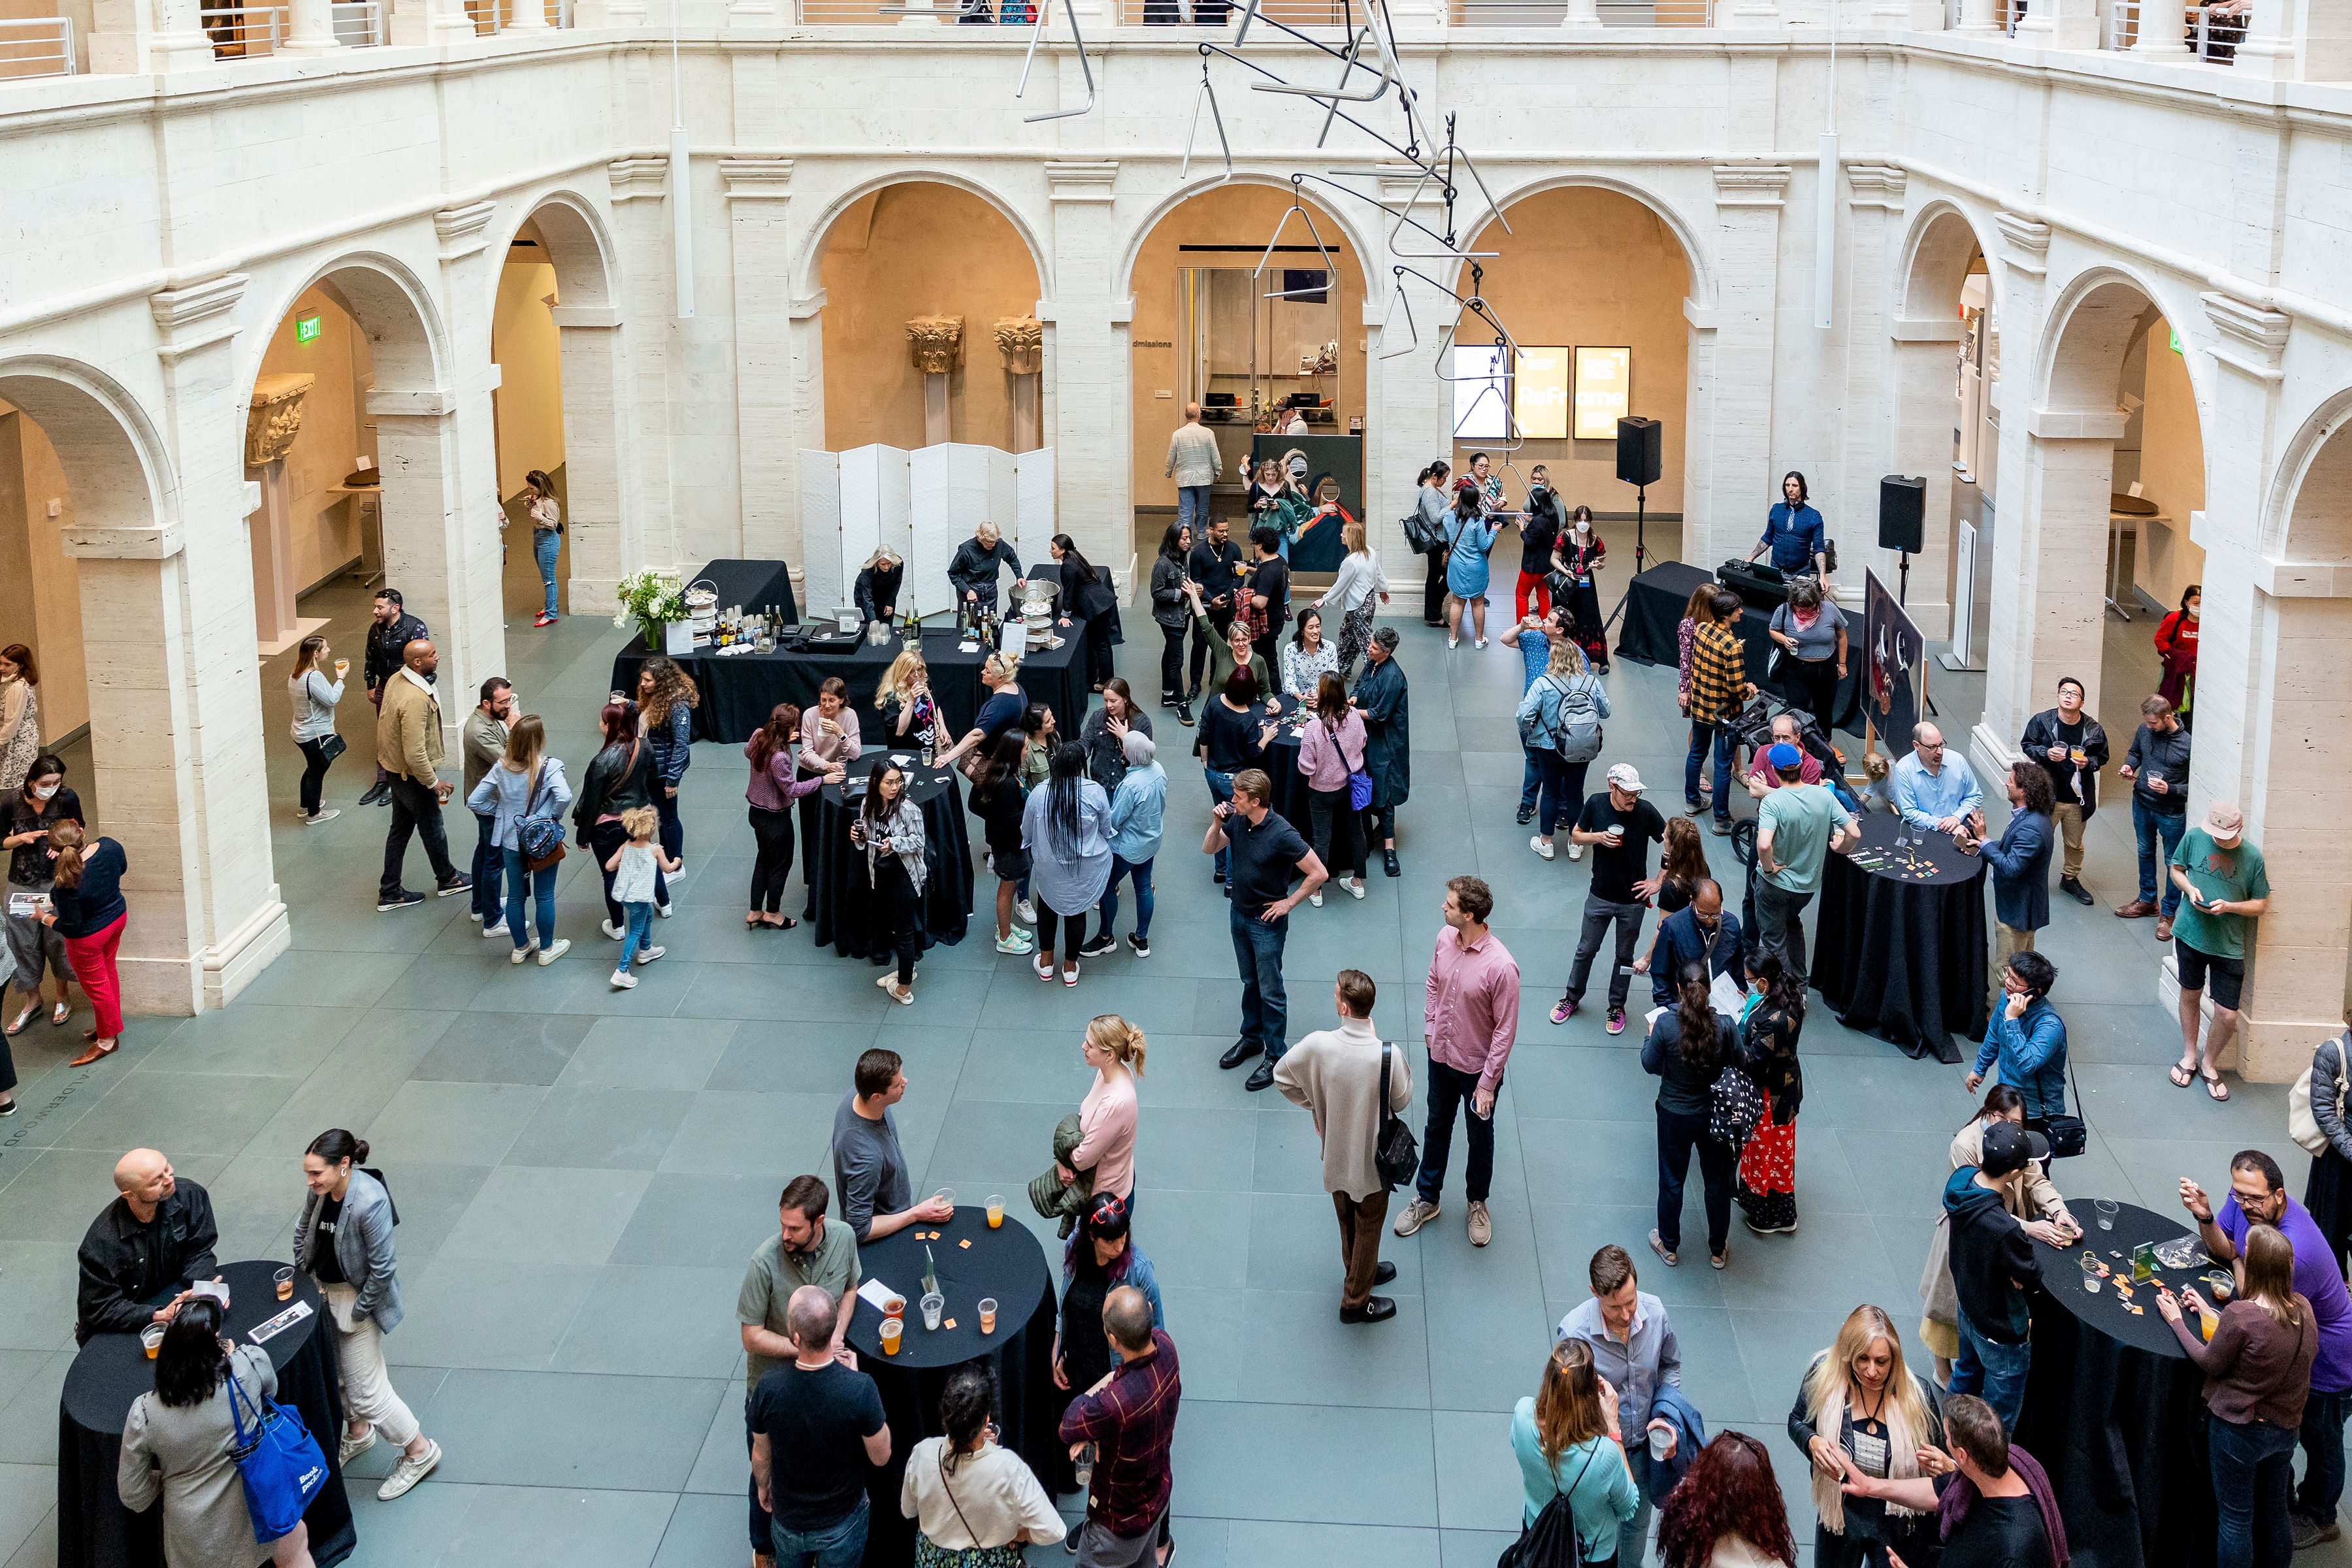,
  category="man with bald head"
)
[749,1283,889,1568]
[75,1149,218,1345]
[1642,878,1745,1011]
[1889,721,1985,838]
[376,636,469,913]
[1165,401,1221,544]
